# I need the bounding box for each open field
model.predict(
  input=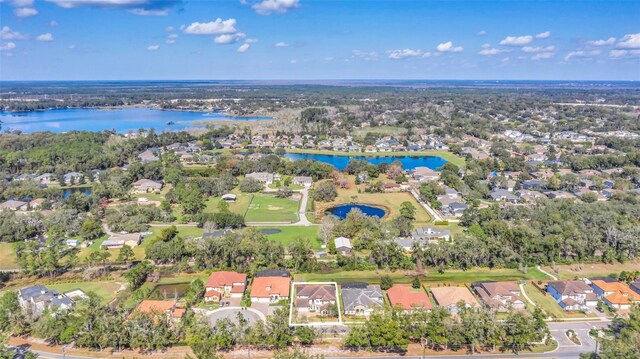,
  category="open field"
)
[0,243,18,270]
[314,175,433,225]
[257,226,322,249]
[245,194,299,222]
[285,148,466,168]
[542,260,640,280]
[47,280,122,305]
[296,267,548,284]
[204,191,253,215]
[522,282,597,319]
